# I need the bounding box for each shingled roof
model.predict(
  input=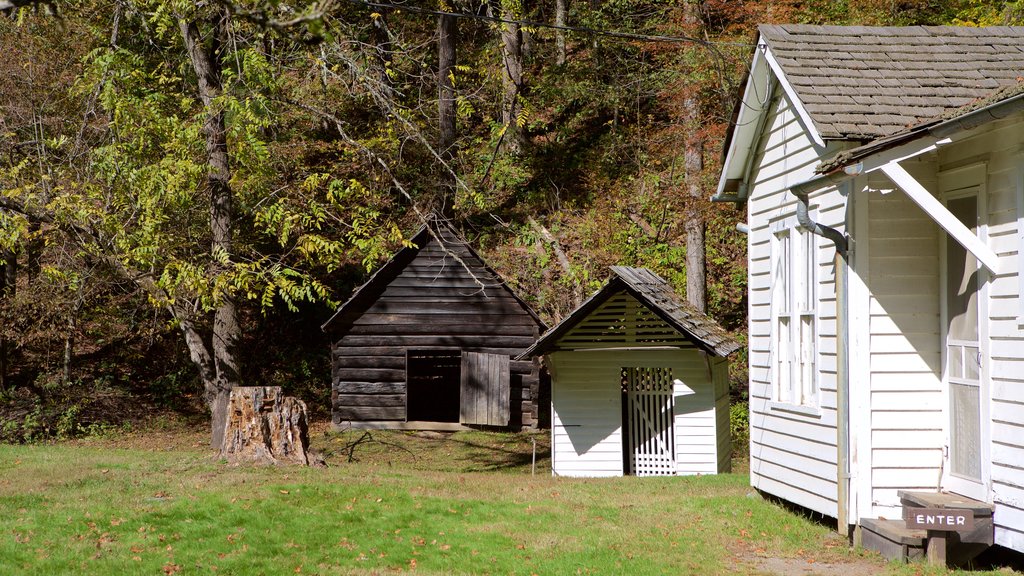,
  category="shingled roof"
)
[521,266,740,358]
[816,80,1024,174]
[760,24,1024,140]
